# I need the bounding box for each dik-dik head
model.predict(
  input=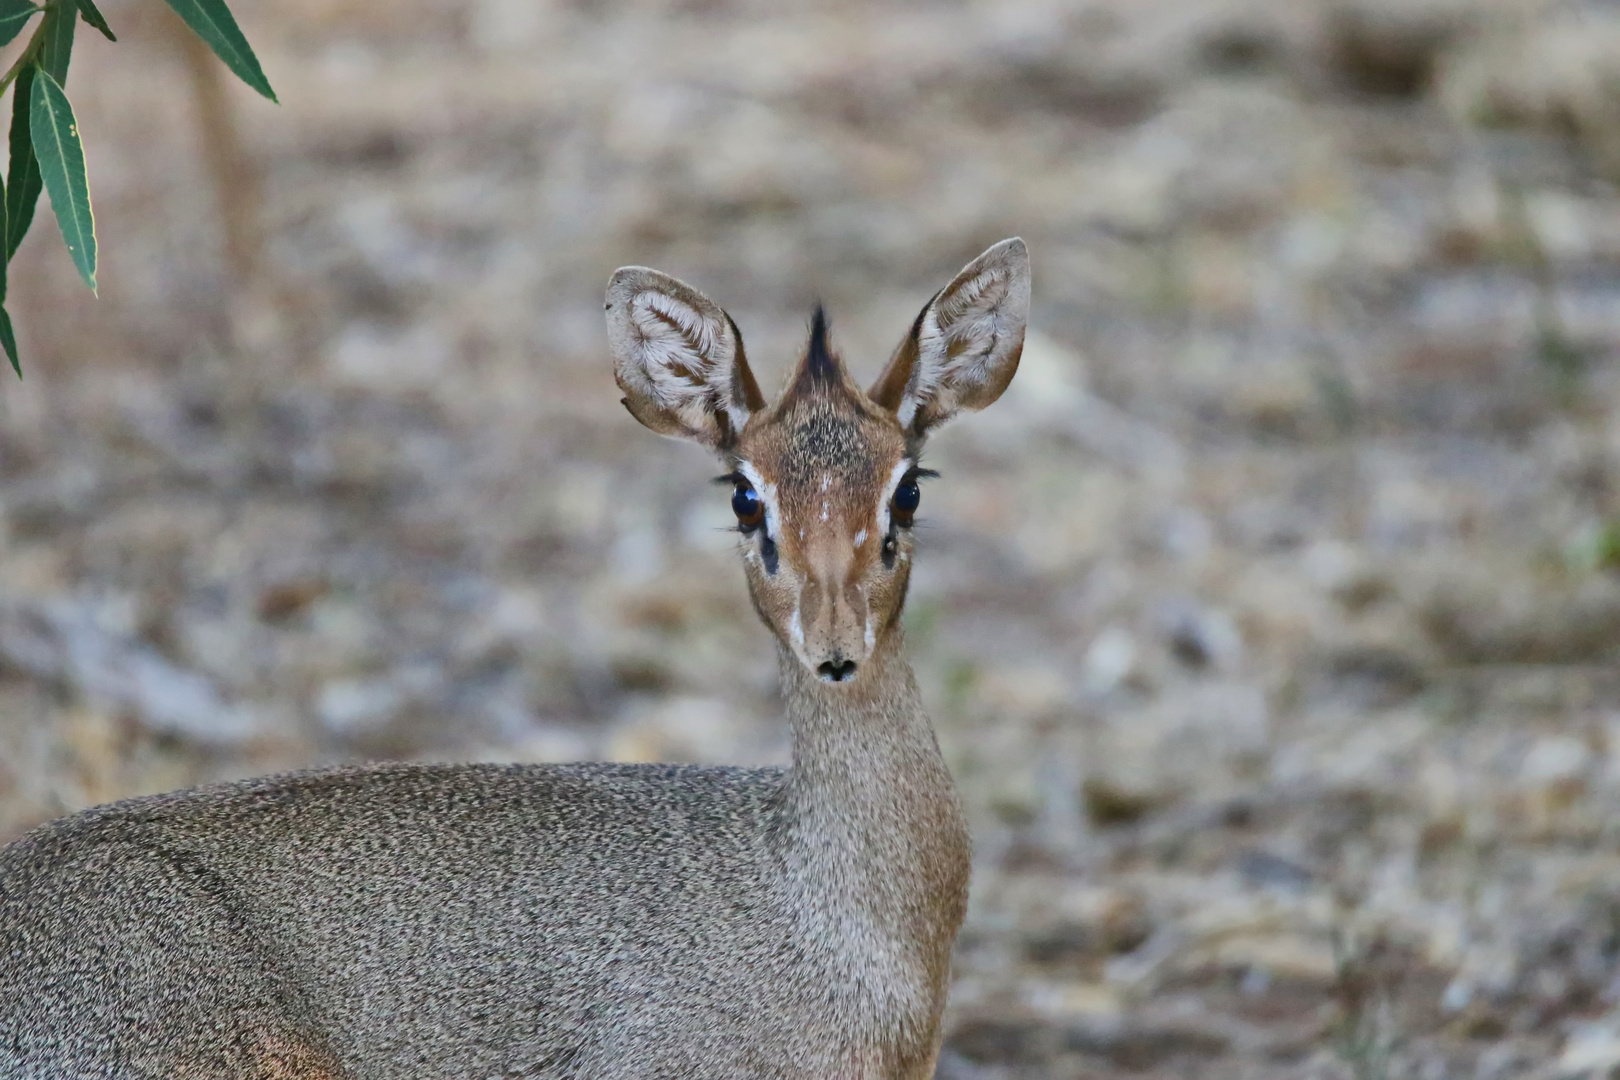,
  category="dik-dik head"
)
[606,239,1030,685]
